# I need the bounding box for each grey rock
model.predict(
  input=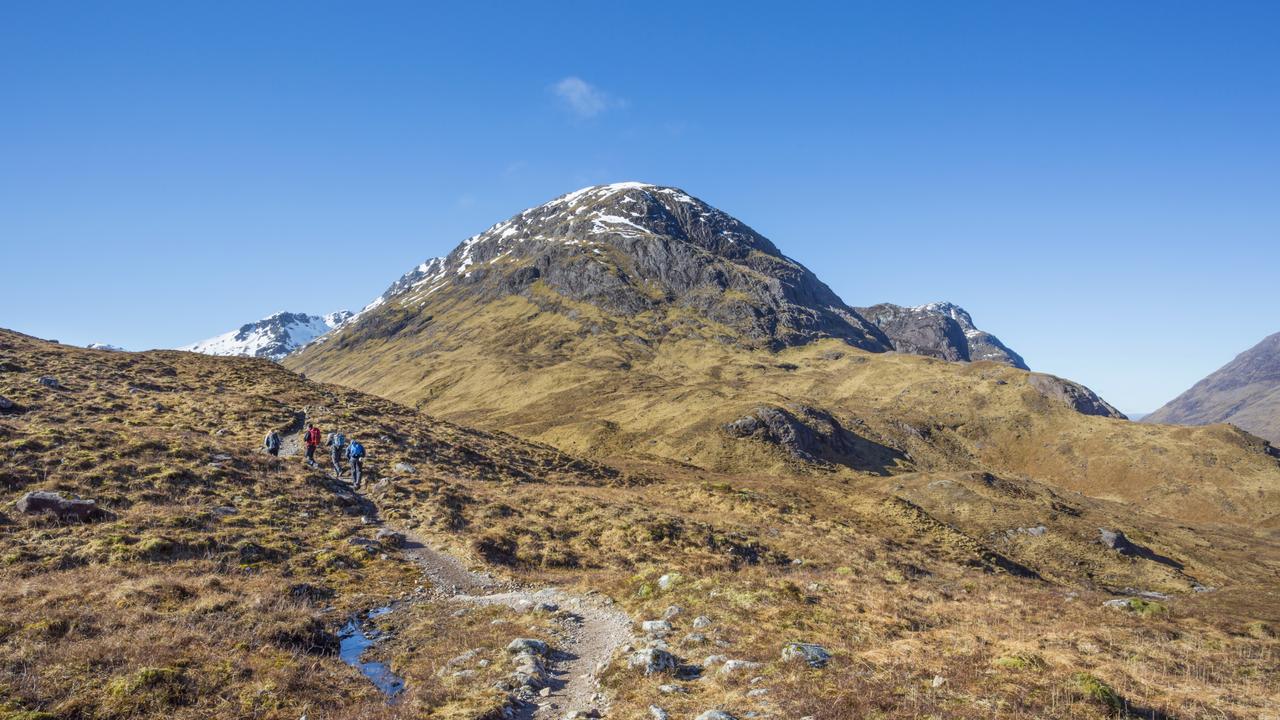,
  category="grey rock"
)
[718,659,763,675]
[628,647,678,676]
[658,684,687,694]
[15,491,106,522]
[374,528,406,547]
[37,376,61,389]
[723,403,905,471]
[746,688,769,697]
[1028,373,1126,419]
[702,654,729,667]
[692,615,712,629]
[781,642,831,668]
[694,712,738,720]
[648,706,670,720]
[394,462,417,474]
[506,638,548,656]
[641,620,673,636]
[856,301,1028,369]
[0,396,17,413]
[657,573,680,590]
[1098,528,1136,554]
[662,605,683,619]
[682,633,707,645]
